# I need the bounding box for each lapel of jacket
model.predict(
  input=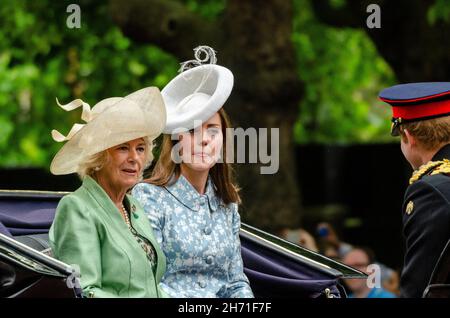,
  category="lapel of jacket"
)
[83,176,167,280]
[81,176,139,252]
[126,194,166,282]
